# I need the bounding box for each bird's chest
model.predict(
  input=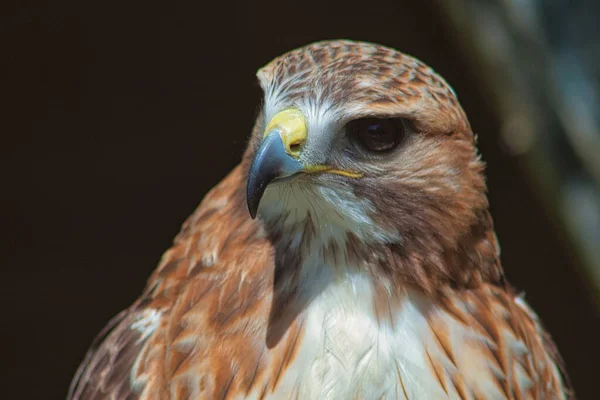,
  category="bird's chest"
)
[265,273,448,400]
